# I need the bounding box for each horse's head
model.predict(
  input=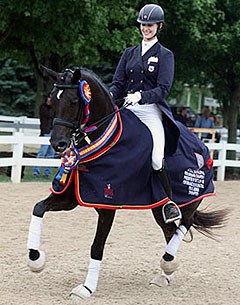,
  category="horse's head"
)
[42,66,113,154]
